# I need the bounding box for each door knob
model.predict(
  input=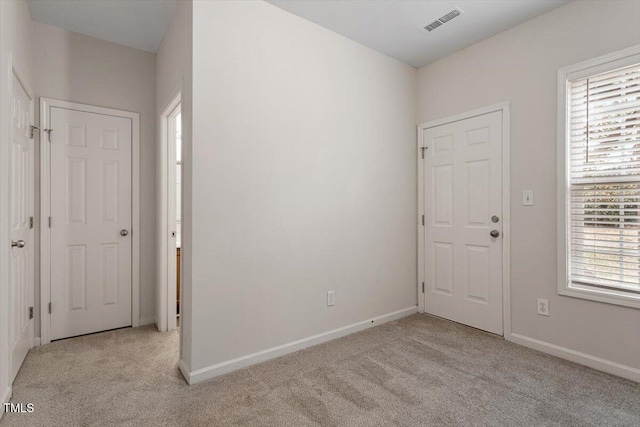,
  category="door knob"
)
[12,240,25,248]
[120,229,129,237]
[490,230,500,238]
